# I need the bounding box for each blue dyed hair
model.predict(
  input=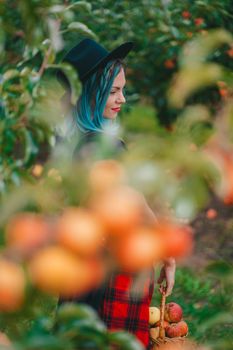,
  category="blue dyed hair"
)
[73,59,123,133]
